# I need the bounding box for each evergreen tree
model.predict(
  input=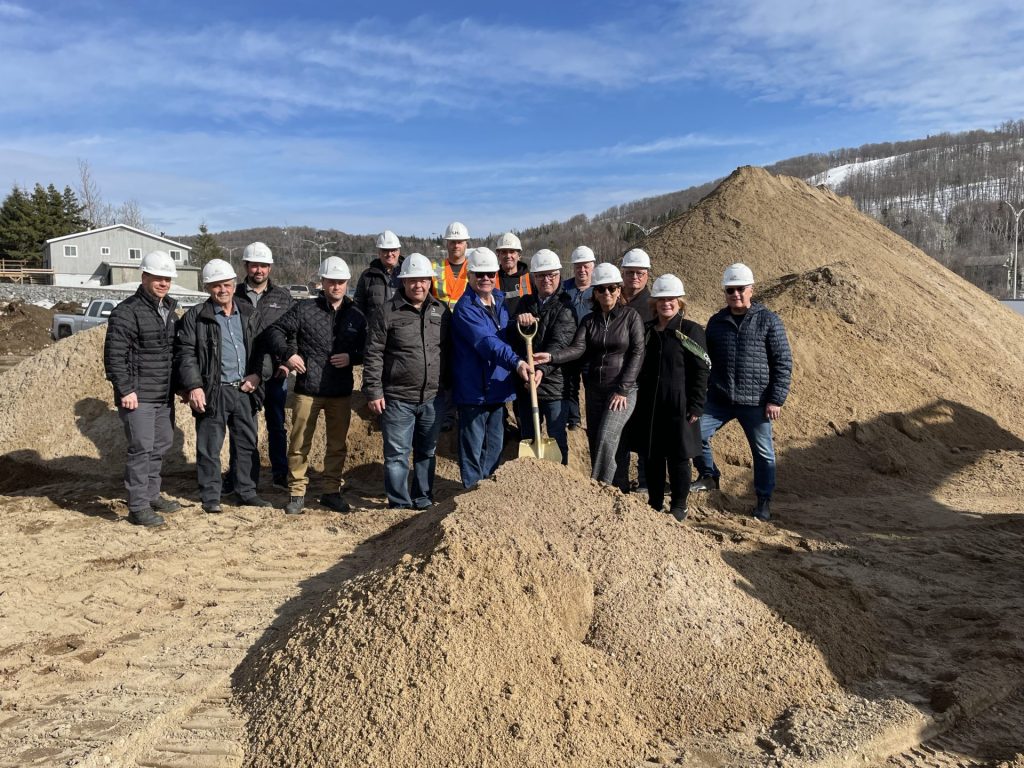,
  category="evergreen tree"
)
[193,222,222,269]
[61,186,88,234]
[0,186,43,263]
